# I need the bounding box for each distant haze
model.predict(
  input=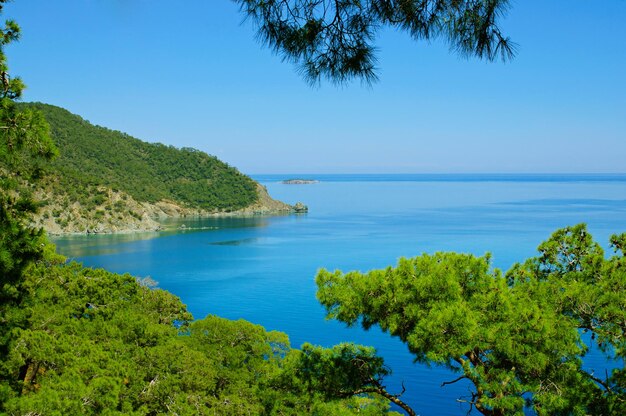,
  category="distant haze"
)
[7,1,626,174]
